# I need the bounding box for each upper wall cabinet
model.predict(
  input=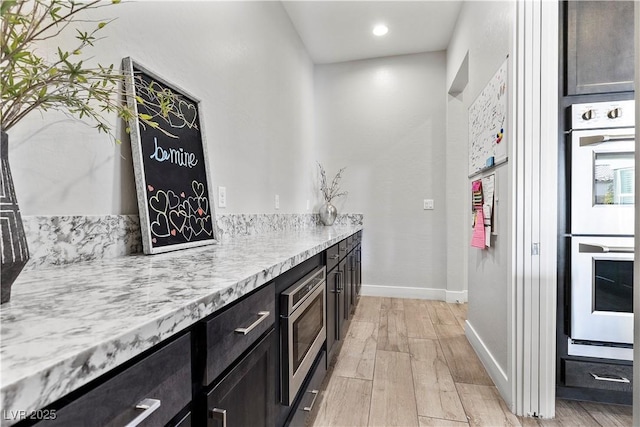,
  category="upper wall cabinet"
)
[565,0,635,95]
